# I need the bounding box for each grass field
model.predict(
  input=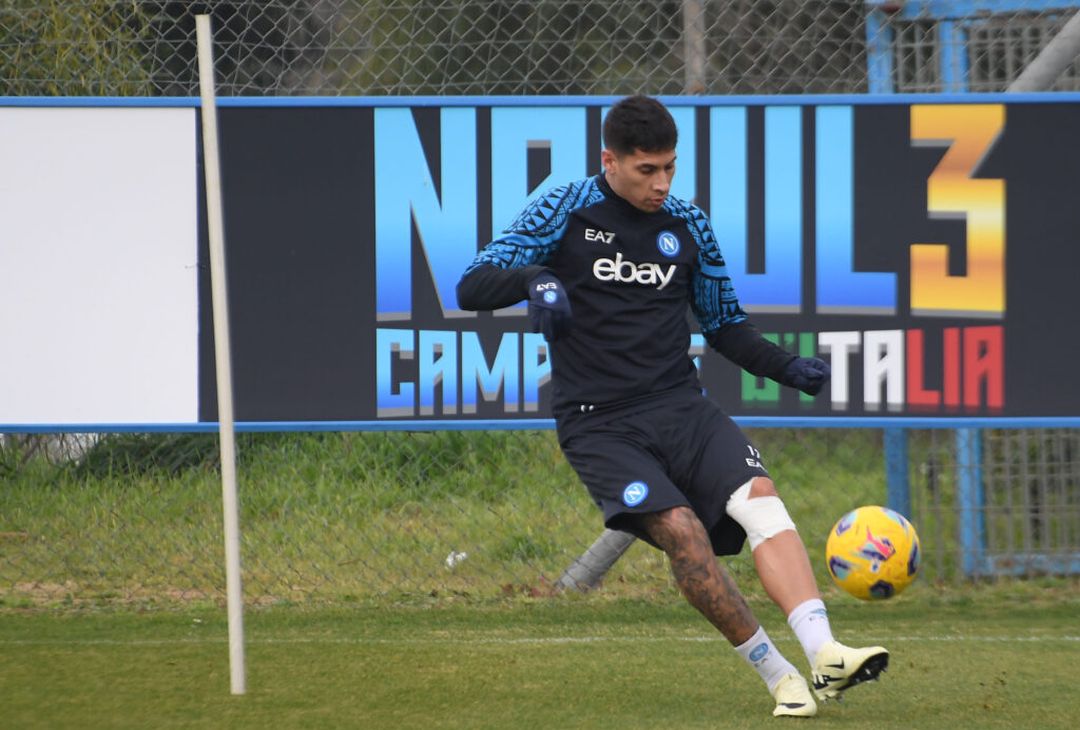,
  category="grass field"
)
[3,582,1079,729]
[4,431,1079,727]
